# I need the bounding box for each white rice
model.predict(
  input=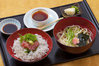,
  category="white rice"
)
[12,34,49,62]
